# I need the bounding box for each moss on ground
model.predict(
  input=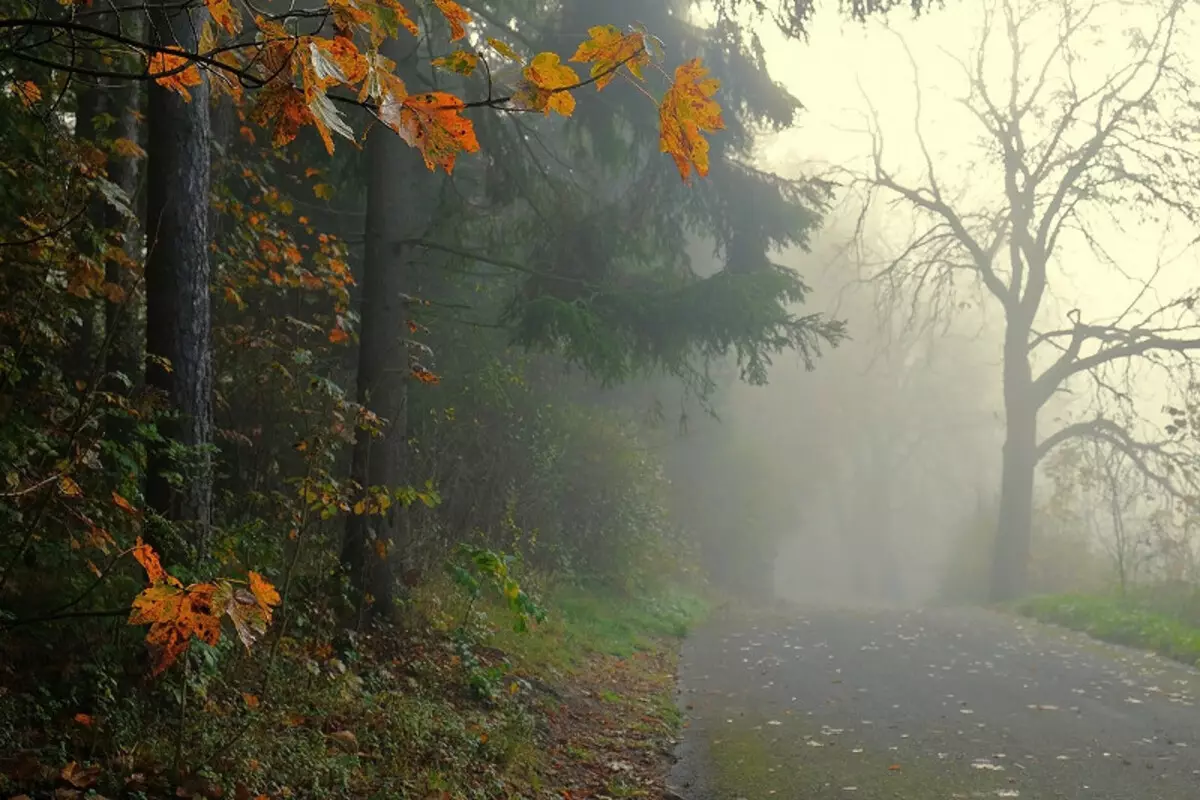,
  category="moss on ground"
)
[707,716,1023,800]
